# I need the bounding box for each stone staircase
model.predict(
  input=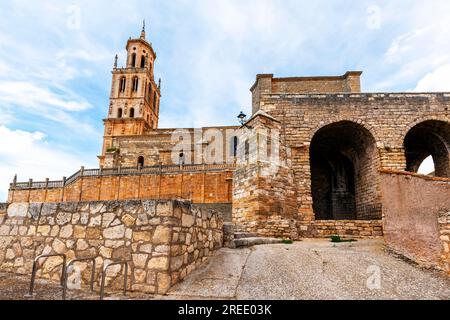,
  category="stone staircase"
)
[232,232,283,248]
[223,223,284,248]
